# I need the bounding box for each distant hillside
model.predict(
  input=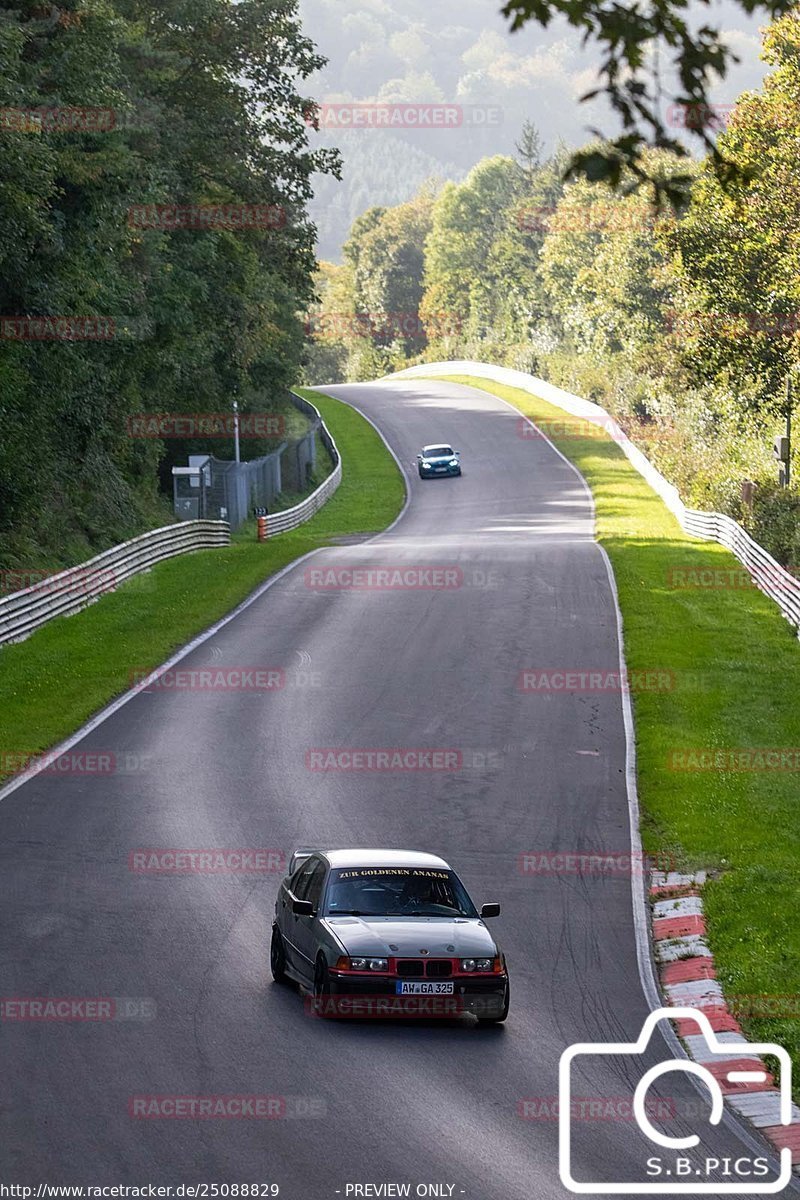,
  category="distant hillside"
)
[299,0,767,260]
